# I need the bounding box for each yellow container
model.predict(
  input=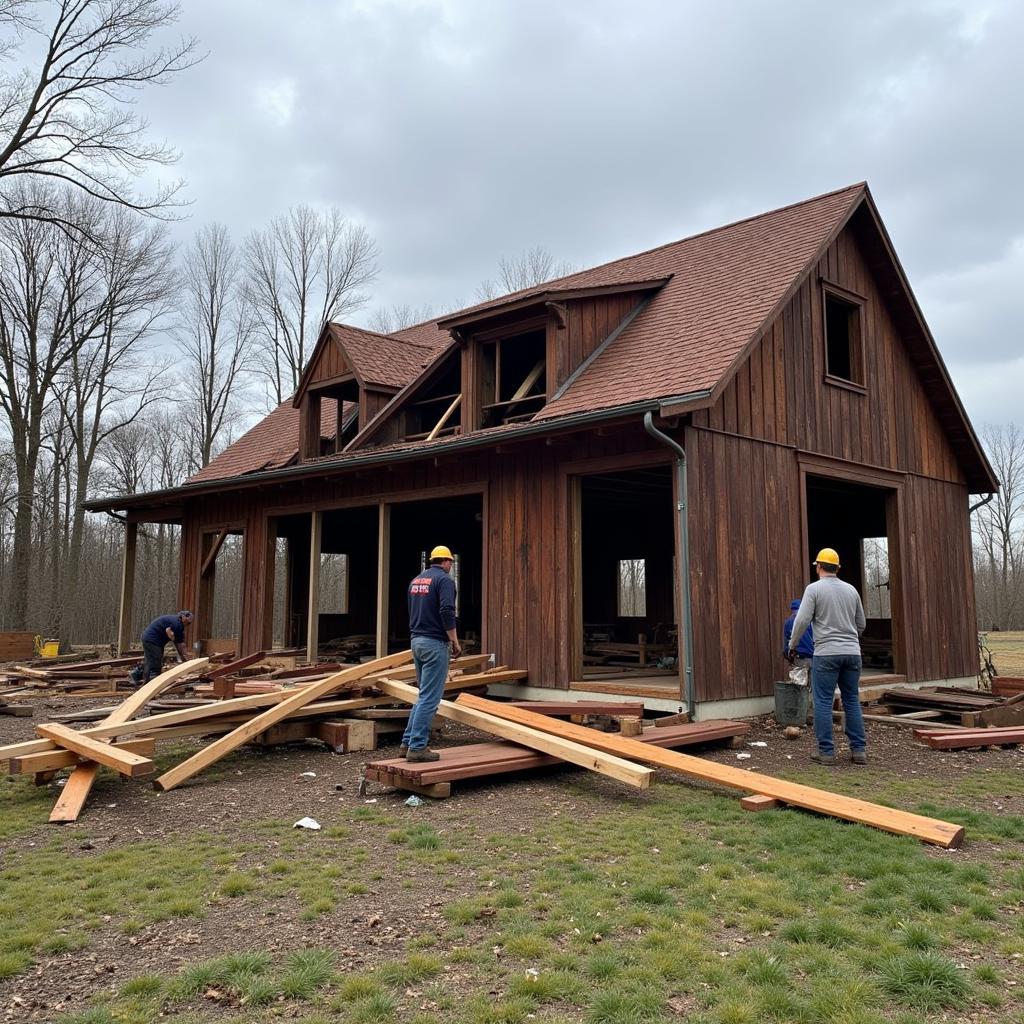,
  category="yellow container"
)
[39,639,60,658]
